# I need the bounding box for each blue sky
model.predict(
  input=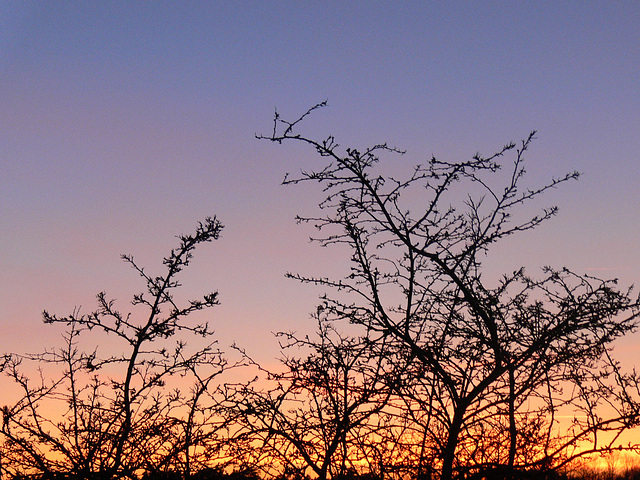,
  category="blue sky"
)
[1,2,639,359]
